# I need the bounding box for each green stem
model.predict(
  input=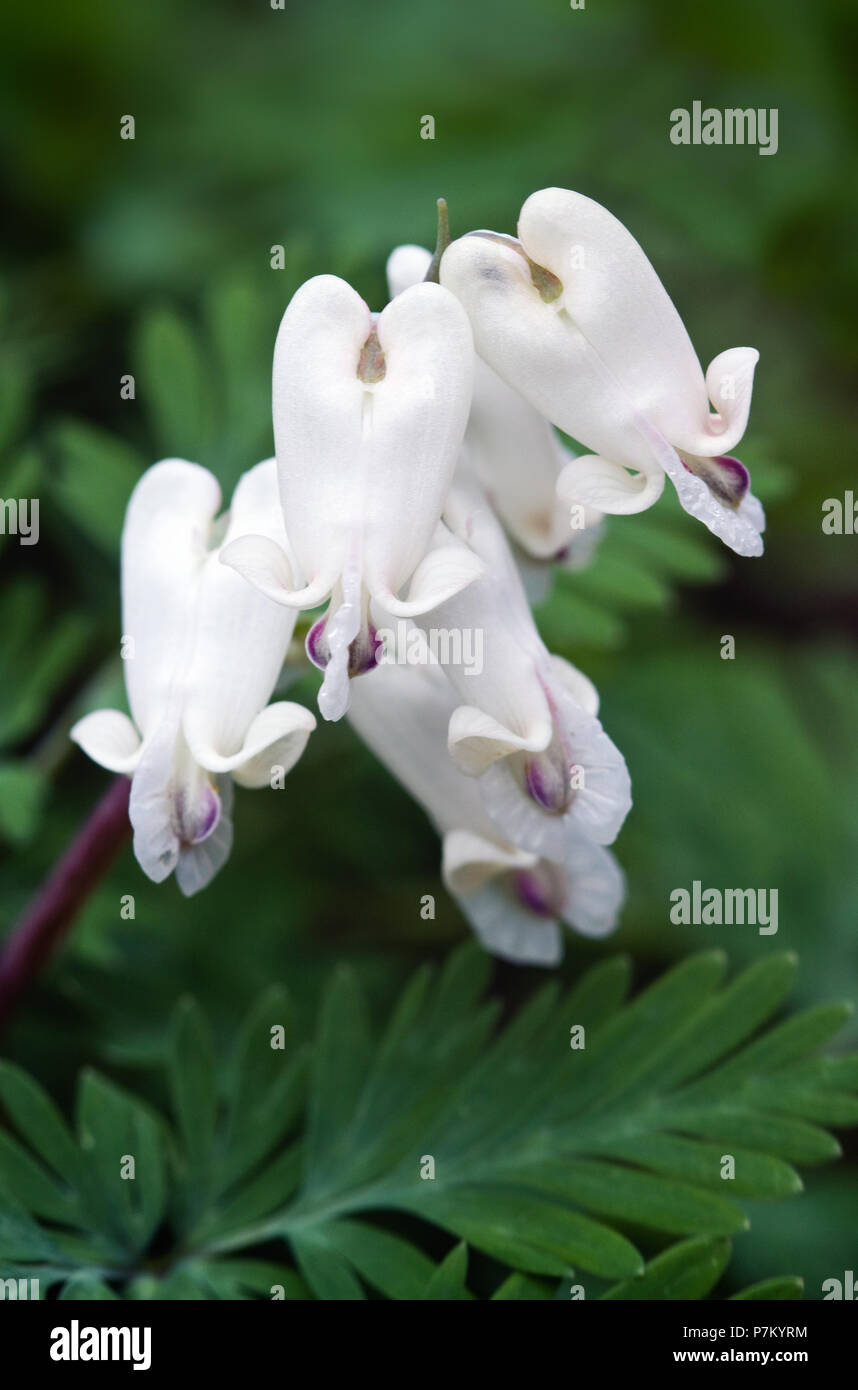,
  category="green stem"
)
[424,198,451,284]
